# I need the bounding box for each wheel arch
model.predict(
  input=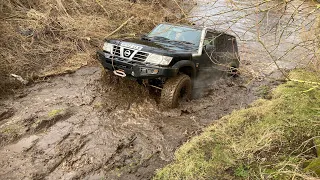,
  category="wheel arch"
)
[172,60,196,78]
